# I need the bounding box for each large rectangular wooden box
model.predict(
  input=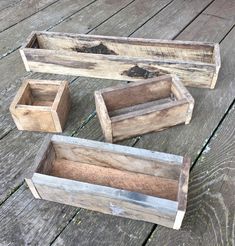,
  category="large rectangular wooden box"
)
[95,75,194,143]
[20,31,220,88]
[26,135,190,229]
